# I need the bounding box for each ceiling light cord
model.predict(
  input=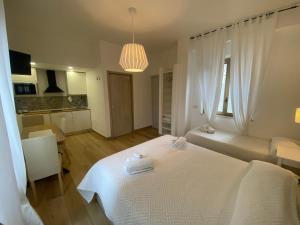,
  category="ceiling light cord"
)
[131,11,135,44]
[129,7,136,44]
